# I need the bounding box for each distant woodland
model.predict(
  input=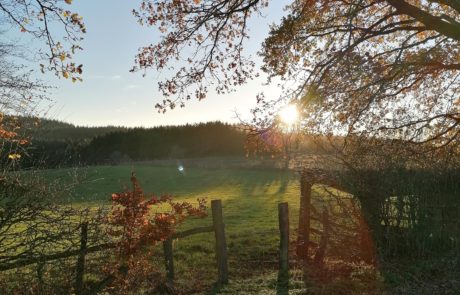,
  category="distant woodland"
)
[12,118,247,168]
